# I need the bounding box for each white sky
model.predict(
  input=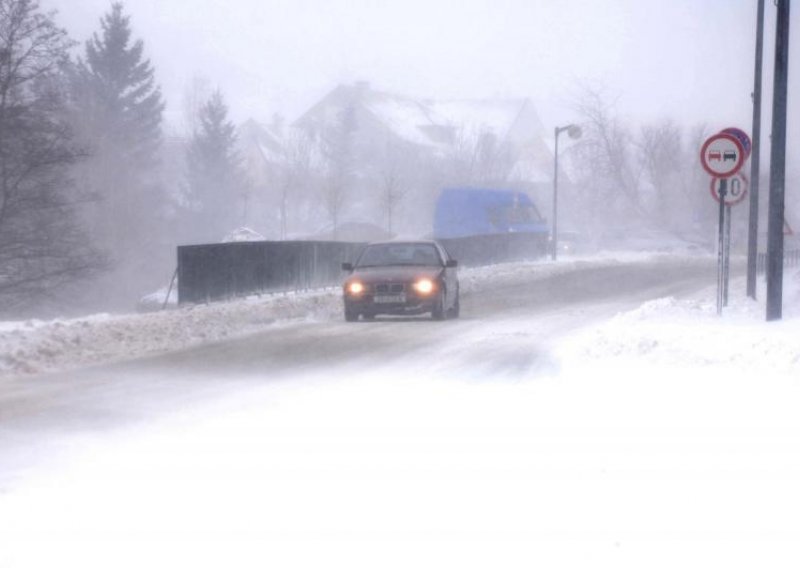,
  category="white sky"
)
[41,0,797,138]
